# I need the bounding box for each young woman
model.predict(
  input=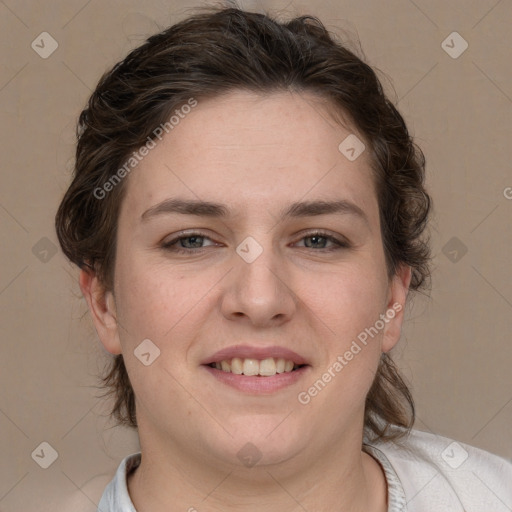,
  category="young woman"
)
[55,6,512,512]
